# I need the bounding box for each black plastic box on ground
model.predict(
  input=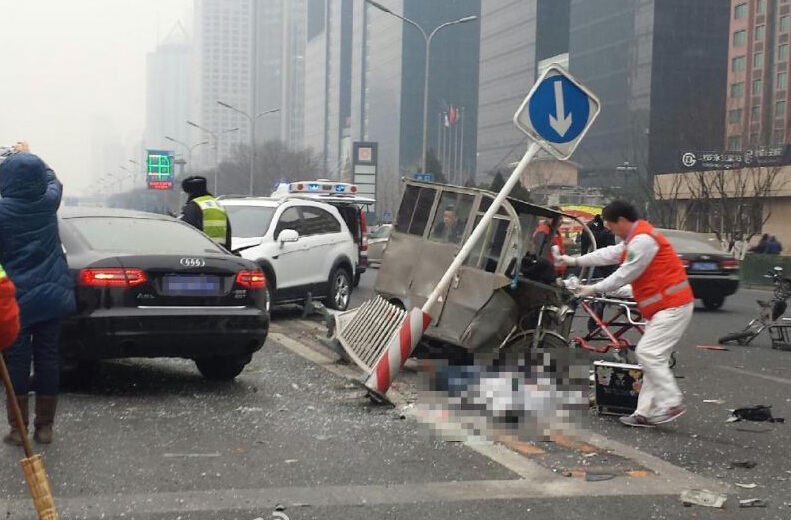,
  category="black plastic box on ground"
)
[593,361,643,415]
